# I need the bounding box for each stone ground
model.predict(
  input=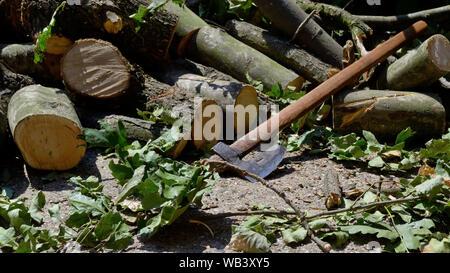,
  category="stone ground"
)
[1,146,410,253]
